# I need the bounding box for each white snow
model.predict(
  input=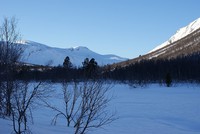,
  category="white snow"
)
[150,18,200,53]
[1,83,200,134]
[19,41,127,67]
